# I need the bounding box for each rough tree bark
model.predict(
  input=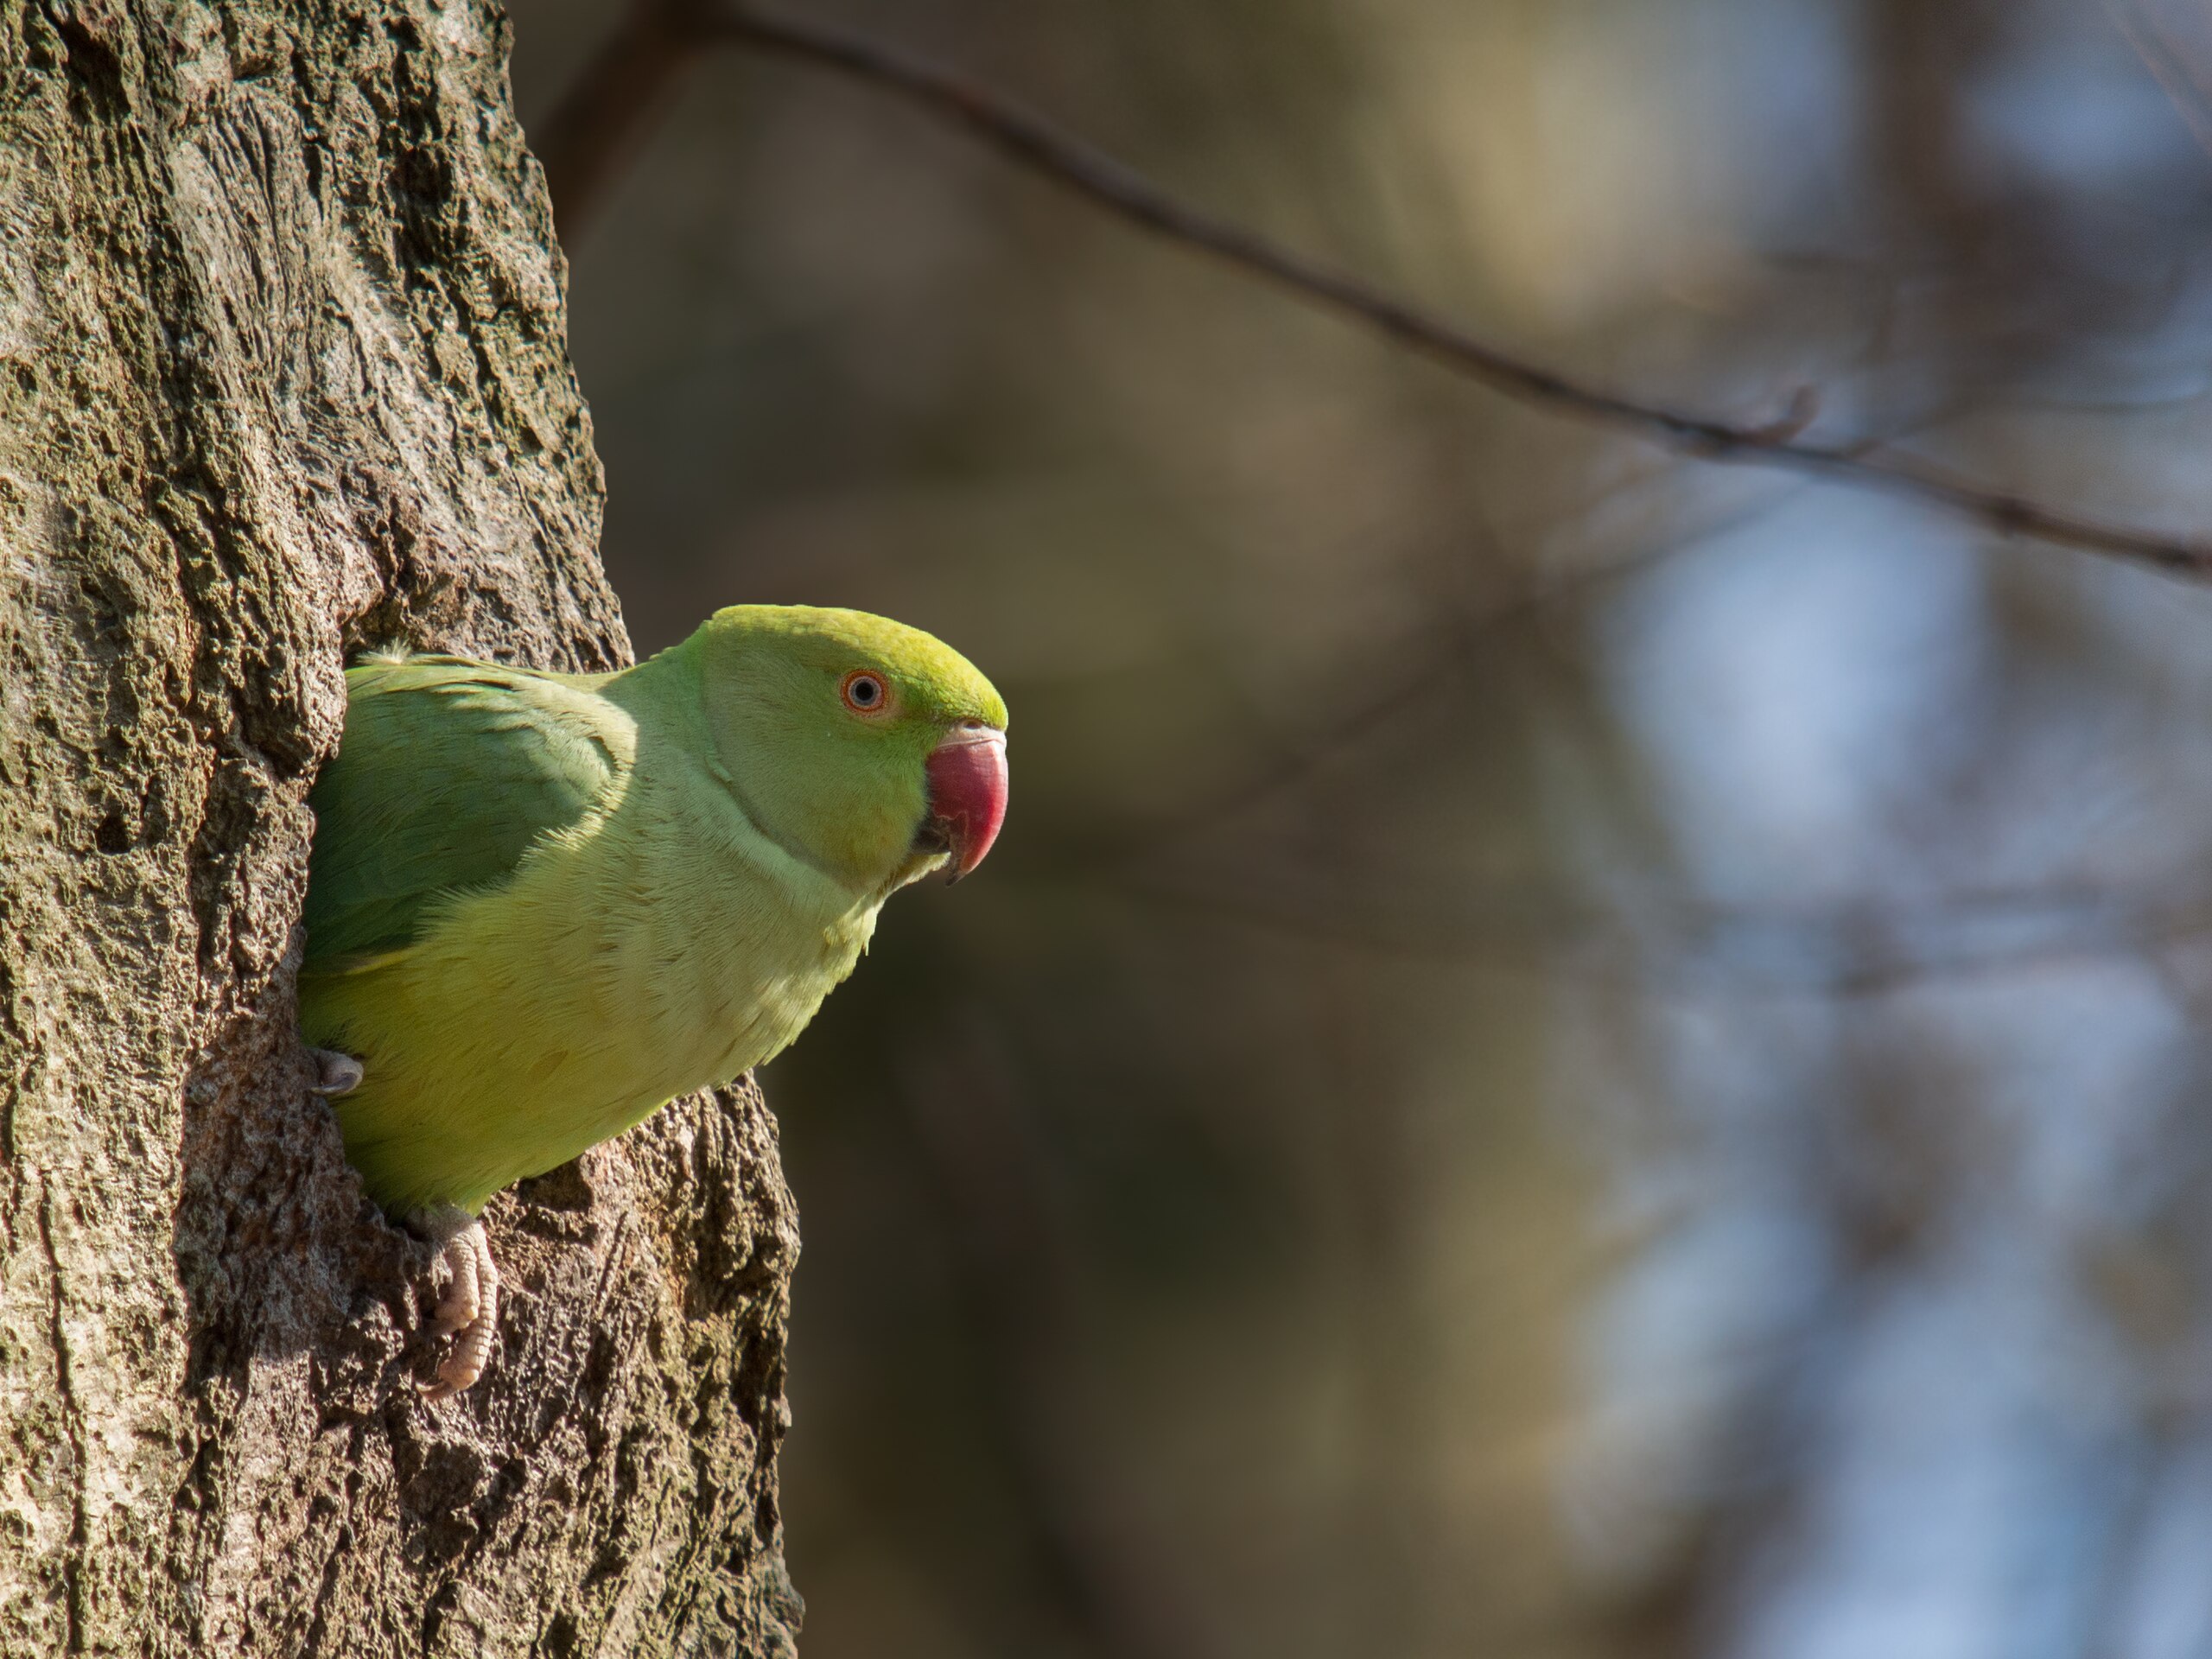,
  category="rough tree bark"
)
[0,0,802,1653]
